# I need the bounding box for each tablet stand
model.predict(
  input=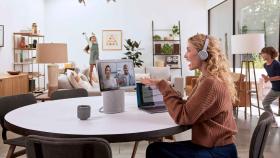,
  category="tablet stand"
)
[102,89,125,114]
